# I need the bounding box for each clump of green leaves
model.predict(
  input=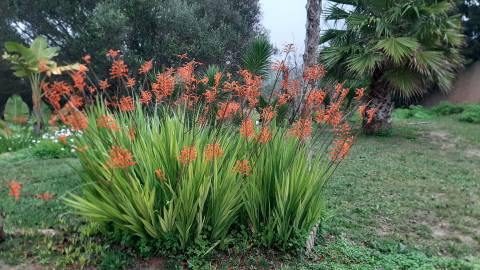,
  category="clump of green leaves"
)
[32,140,73,159]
